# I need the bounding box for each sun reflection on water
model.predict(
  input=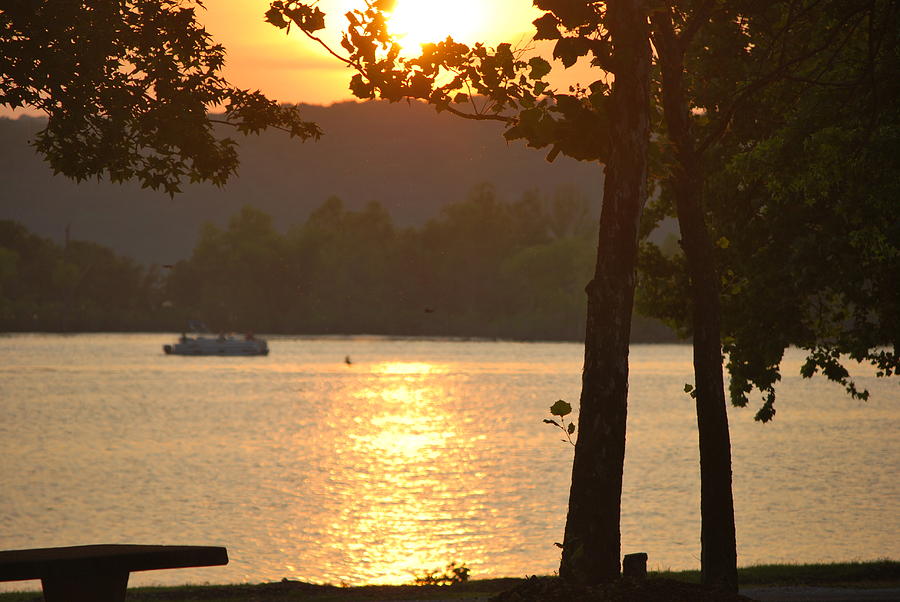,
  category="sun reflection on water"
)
[371,361,449,375]
[318,361,481,584]
[5,337,897,590]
